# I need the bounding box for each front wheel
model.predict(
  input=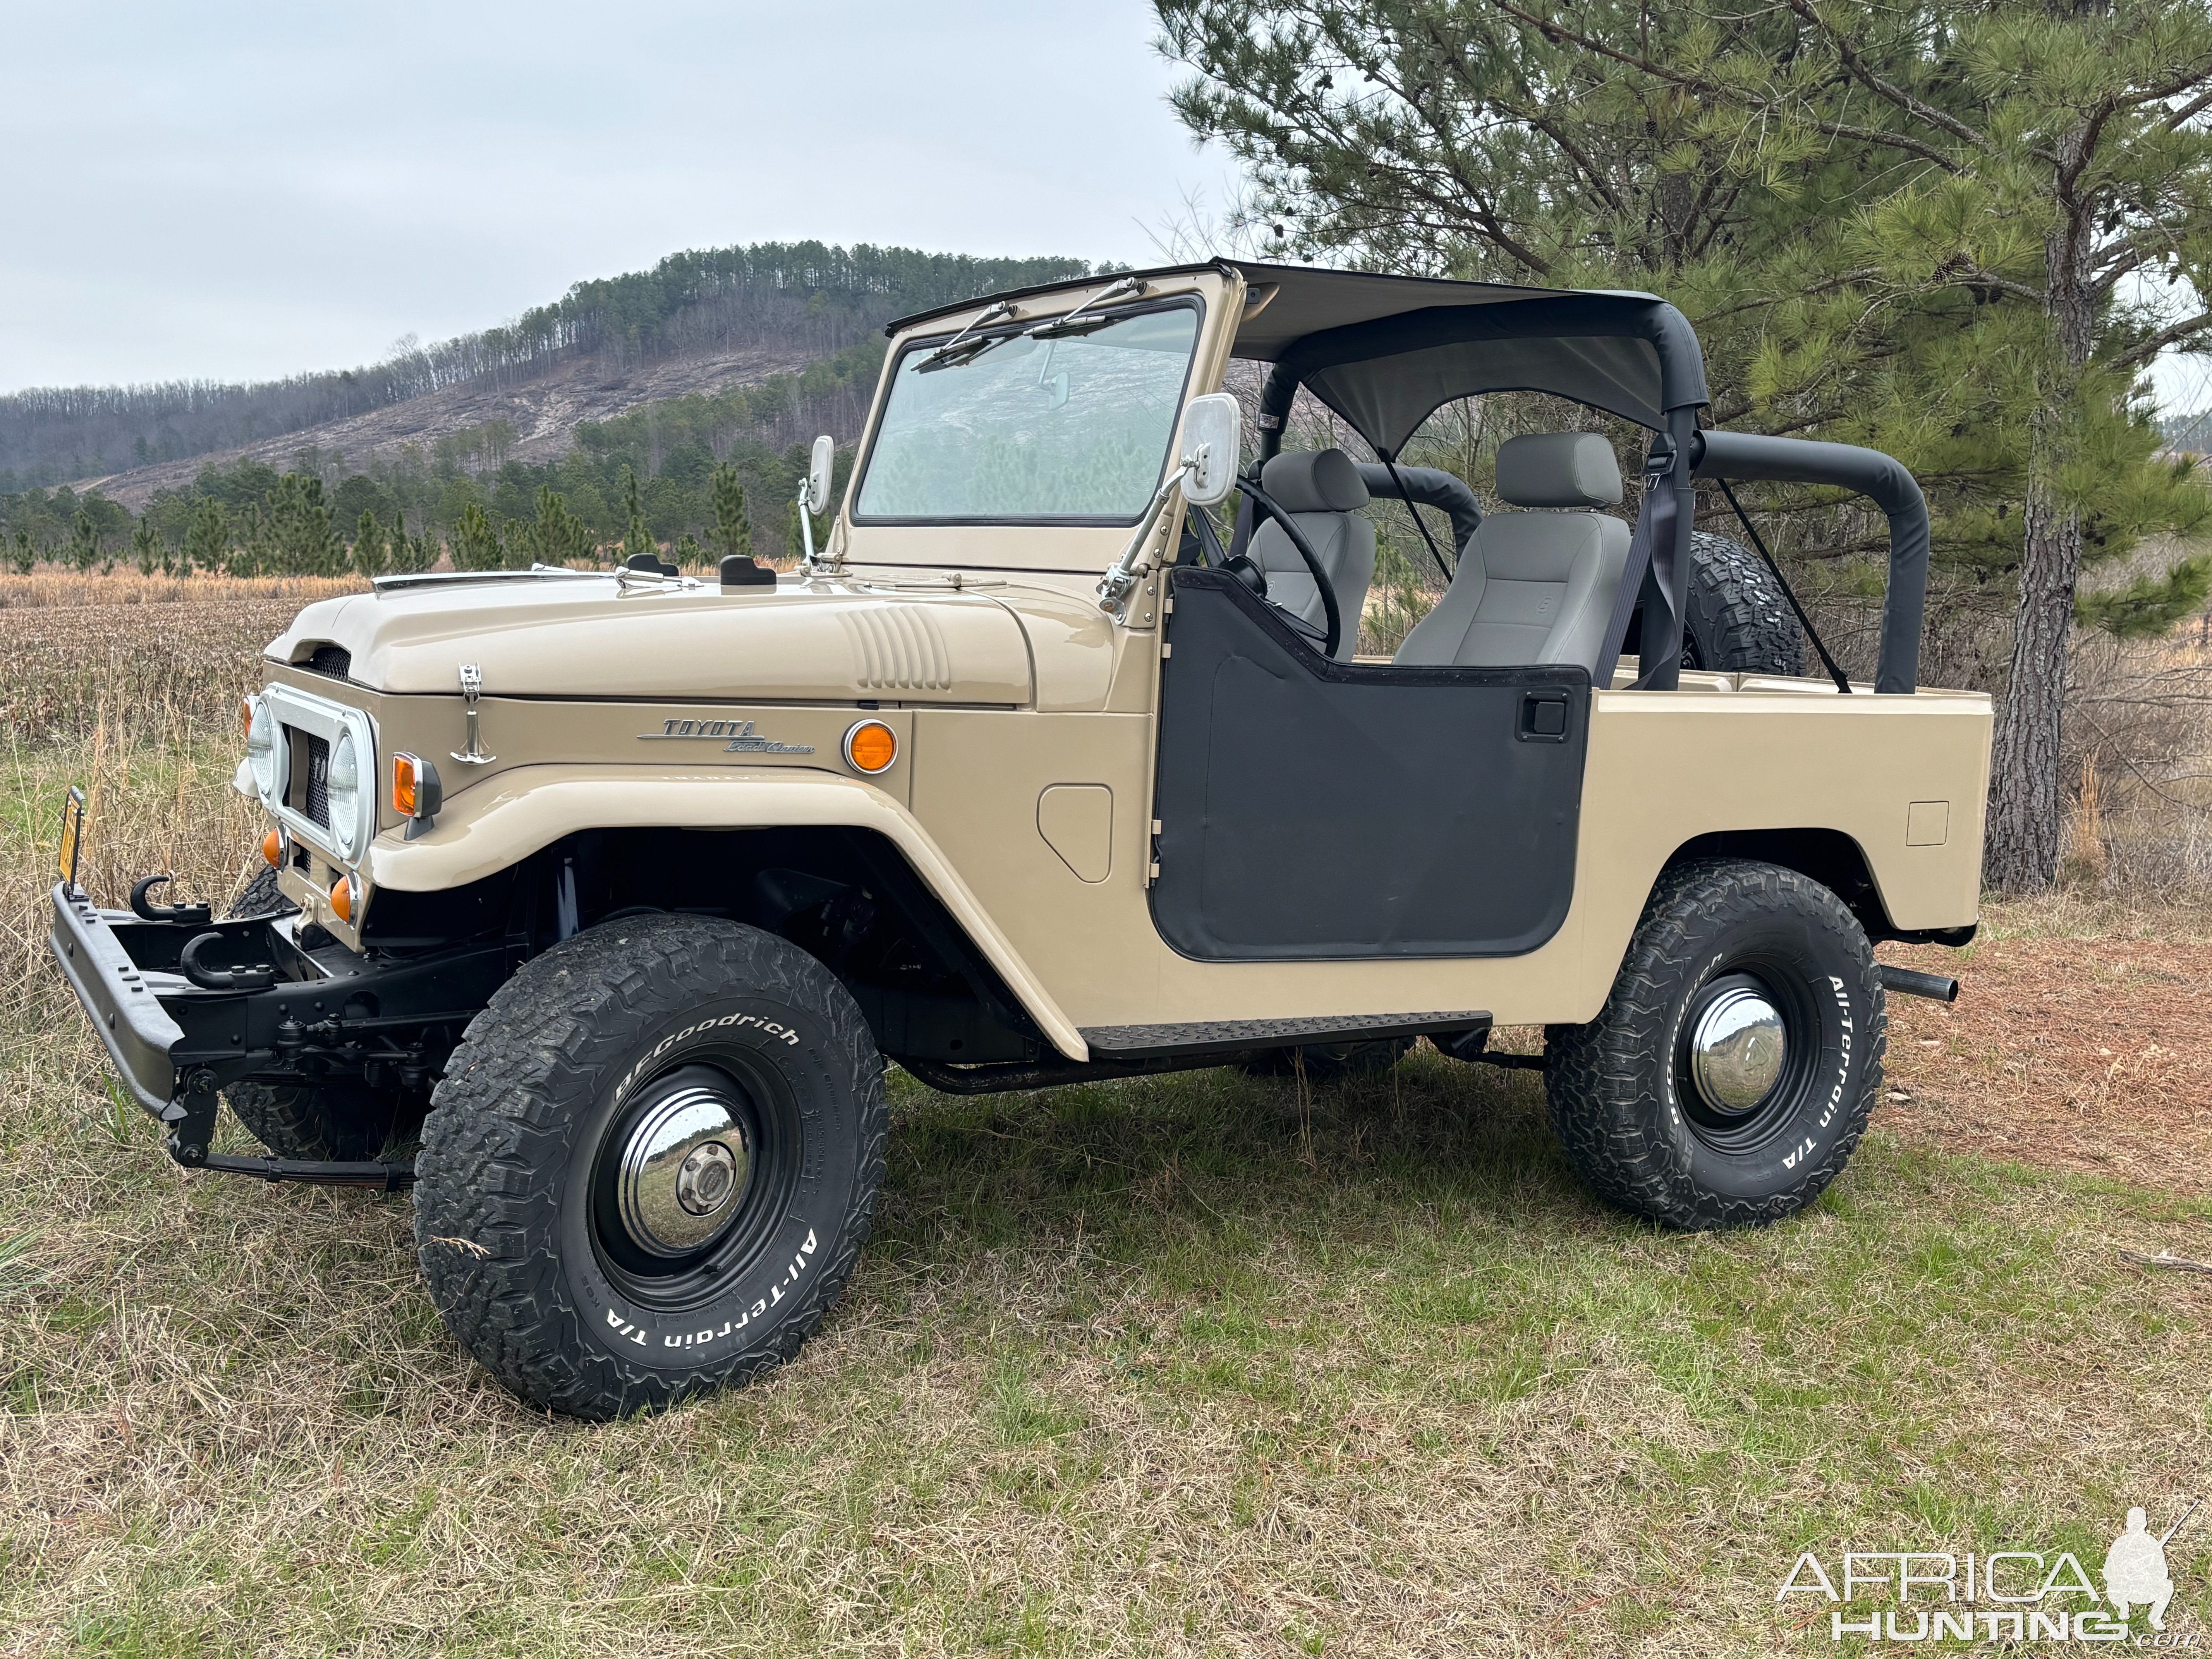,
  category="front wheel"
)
[1544,859,1883,1229]
[413,914,888,1419]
